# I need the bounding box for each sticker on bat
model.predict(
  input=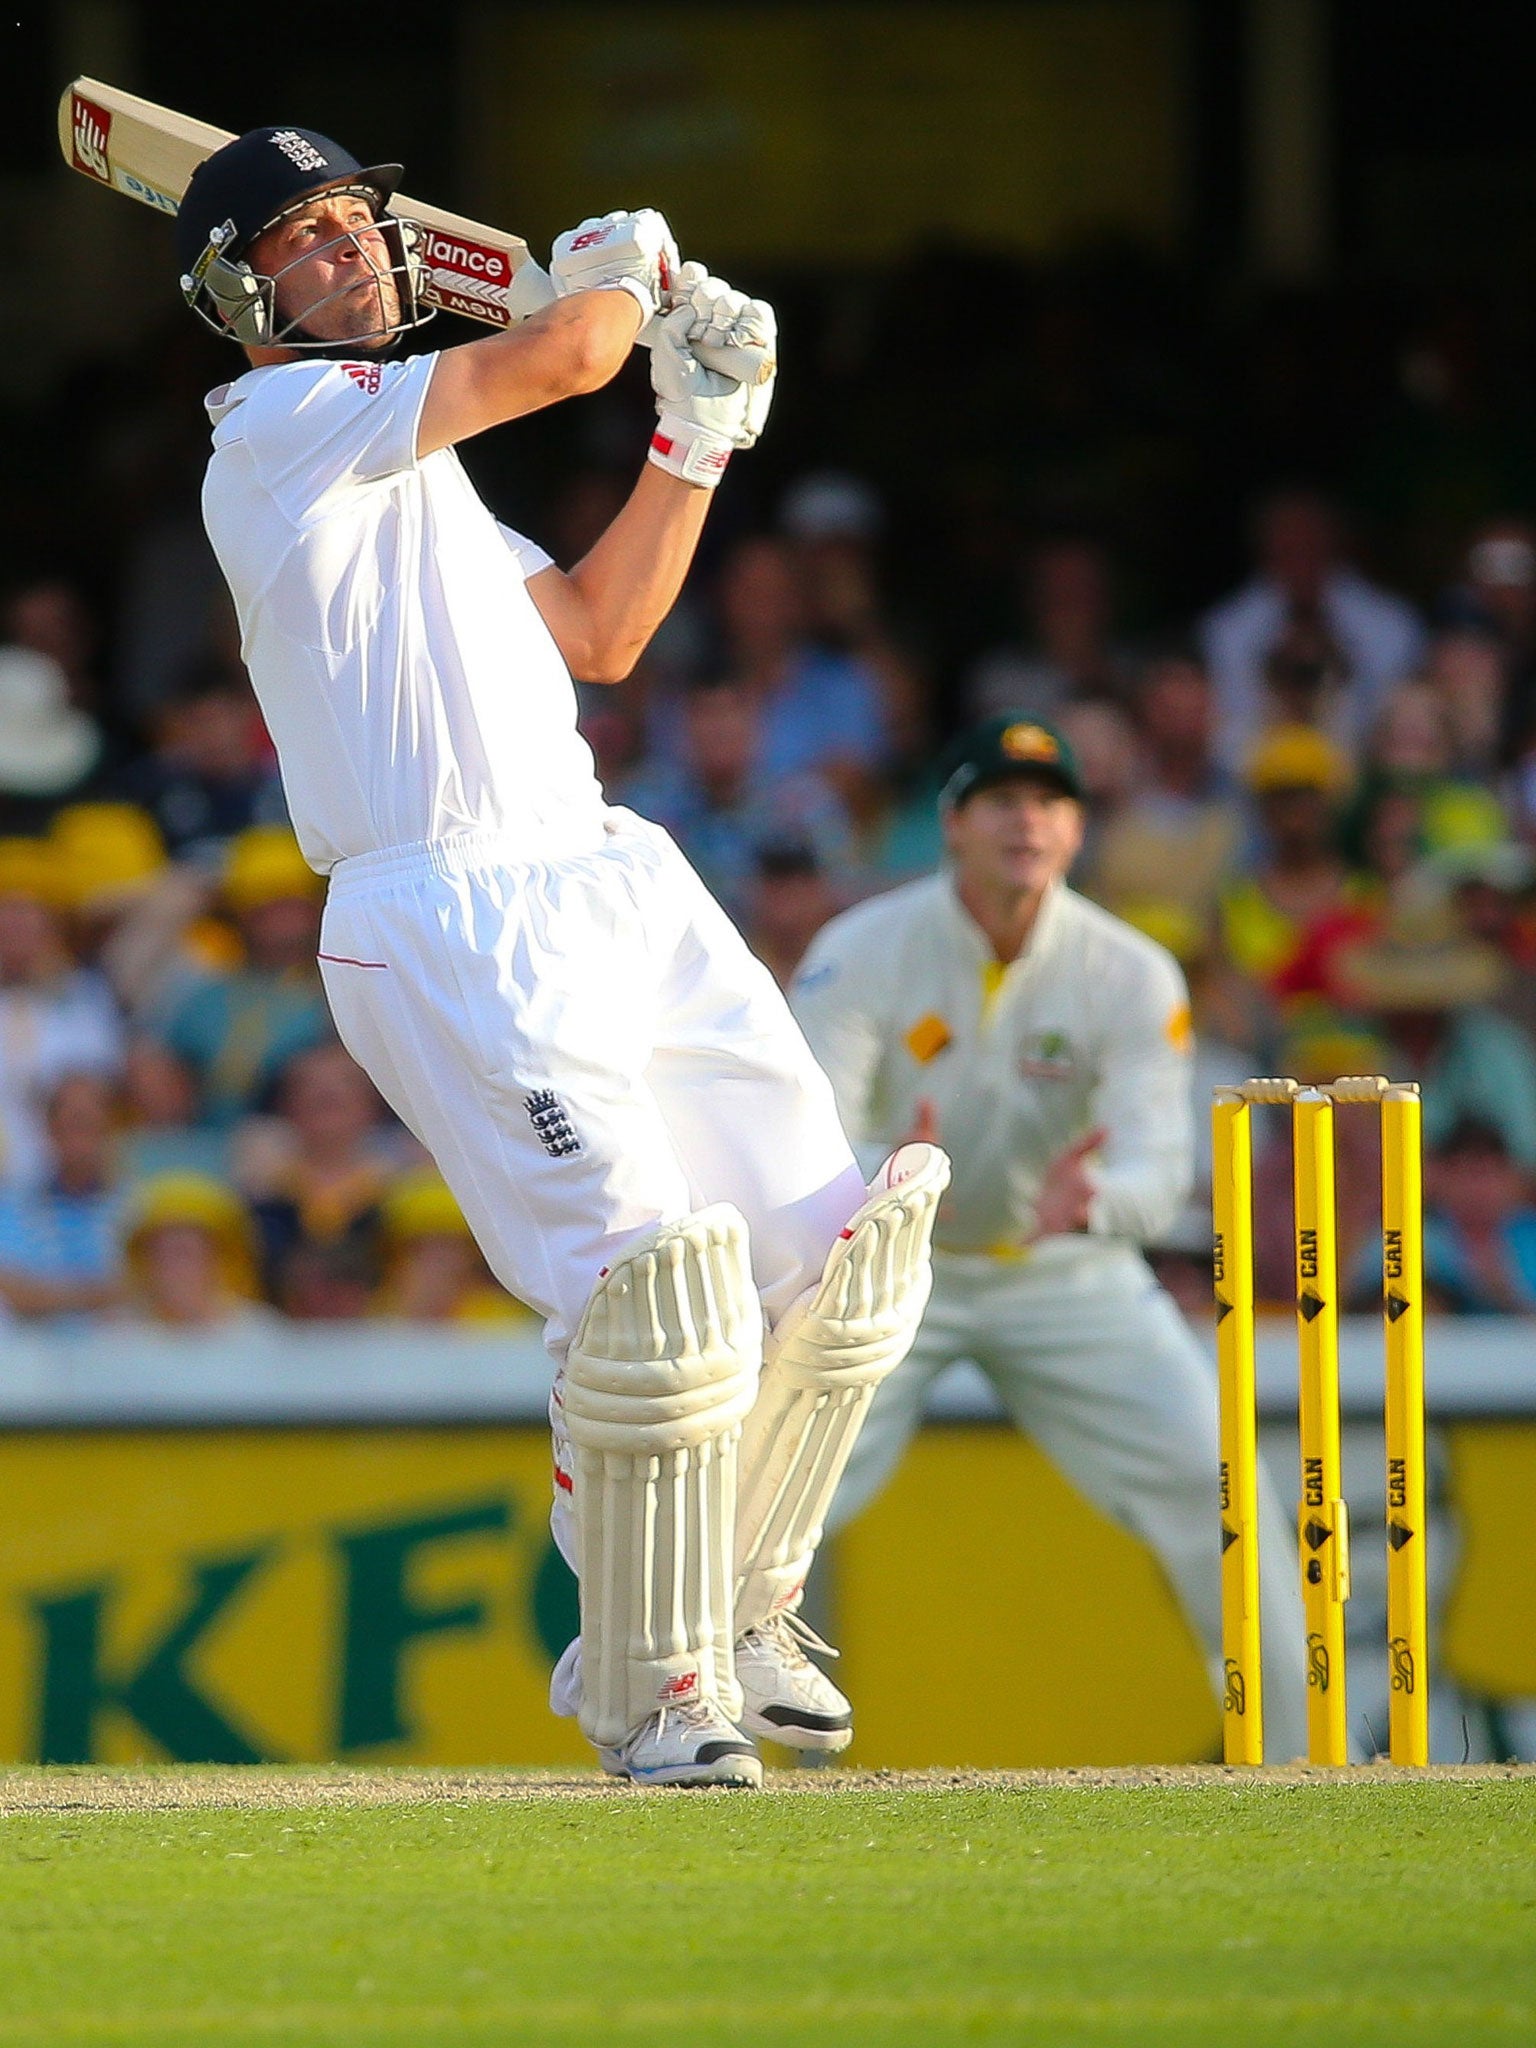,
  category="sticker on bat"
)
[71,94,112,183]
[423,233,512,285]
[421,232,515,326]
[116,169,178,216]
